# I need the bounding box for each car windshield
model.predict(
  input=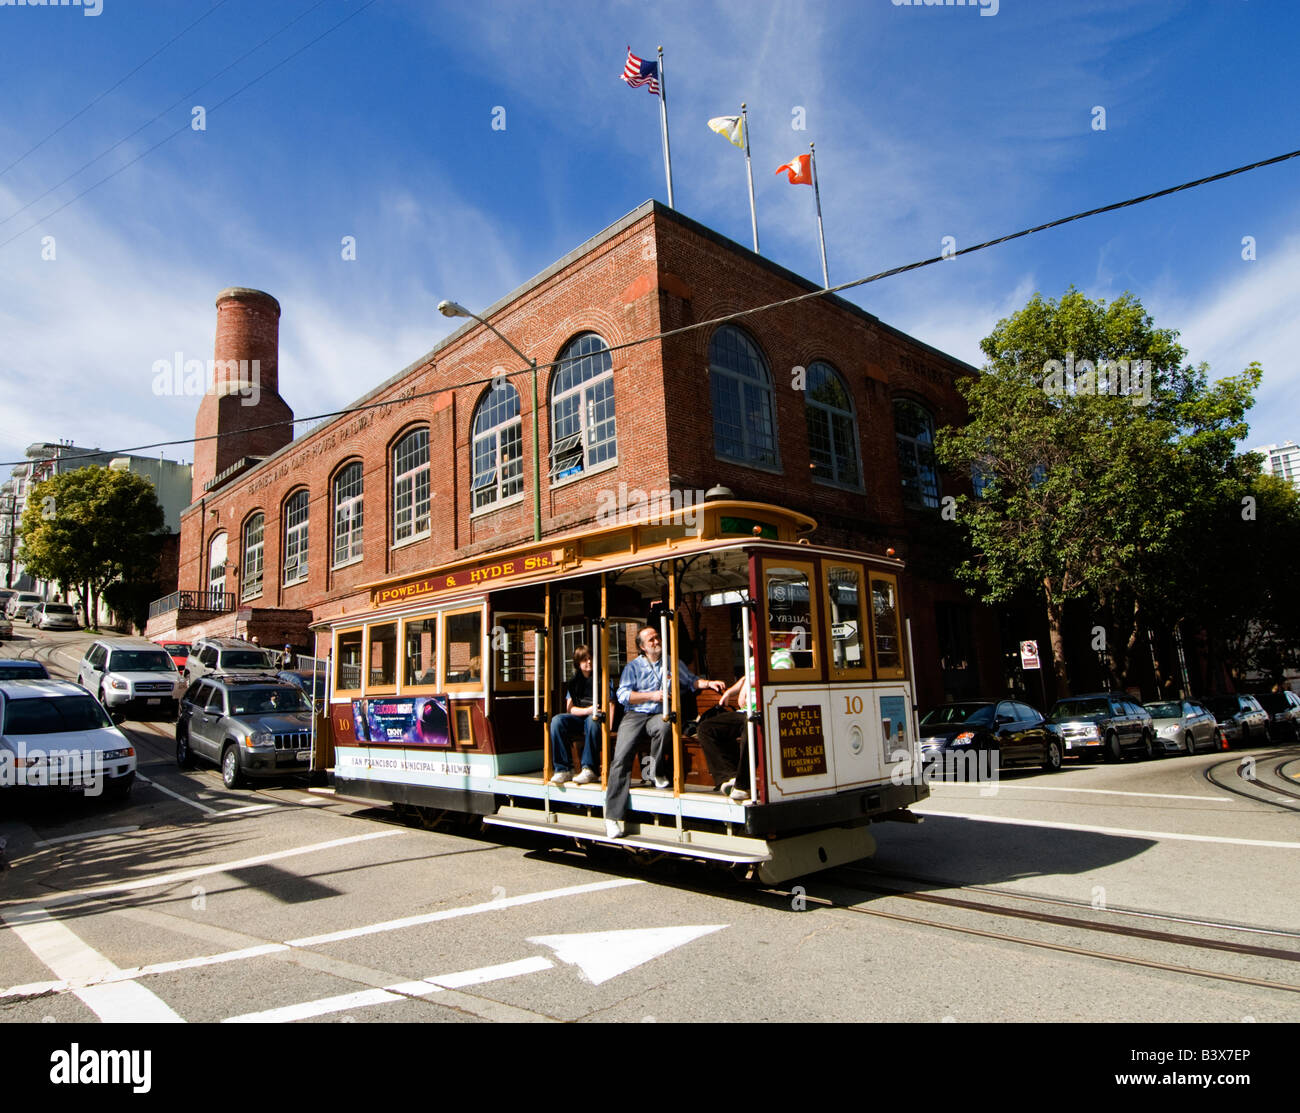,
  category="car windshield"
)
[45,605,76,615]
[1255,694,1288,713]
[4,694,113,734]
[0,663,50,680]
[108,651,176,672]
[1145,701,1182,719]
[1049,698,1109,720]
[920,704,994,726]
[223,651,275,670]
[1204,697,1239,718]
[162,644,189,657]
[228,688,310,716]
